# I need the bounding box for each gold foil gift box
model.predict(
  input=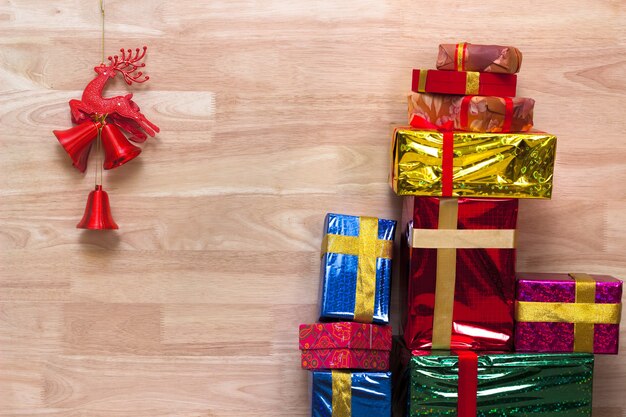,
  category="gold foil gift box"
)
[390,127,557,199]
